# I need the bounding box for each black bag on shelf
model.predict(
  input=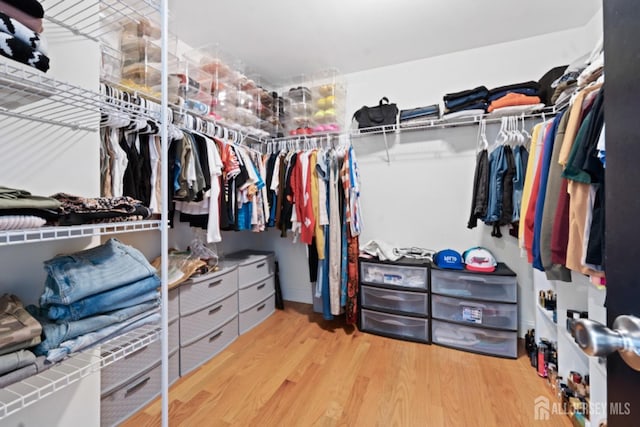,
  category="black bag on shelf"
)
[353,97,398,132]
